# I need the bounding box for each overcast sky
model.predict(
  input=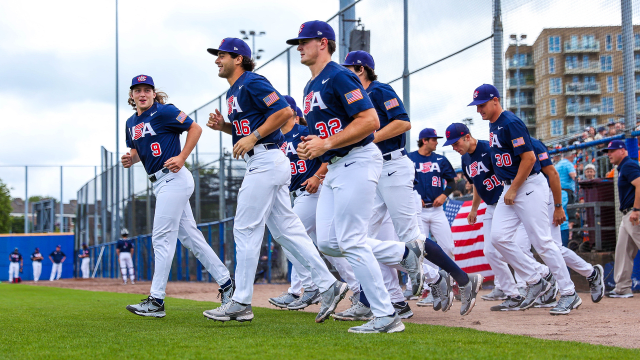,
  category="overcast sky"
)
[0,0,635,202]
